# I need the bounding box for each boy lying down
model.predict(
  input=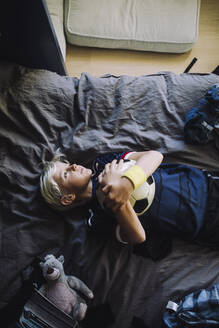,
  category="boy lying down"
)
[40,150,219,258]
